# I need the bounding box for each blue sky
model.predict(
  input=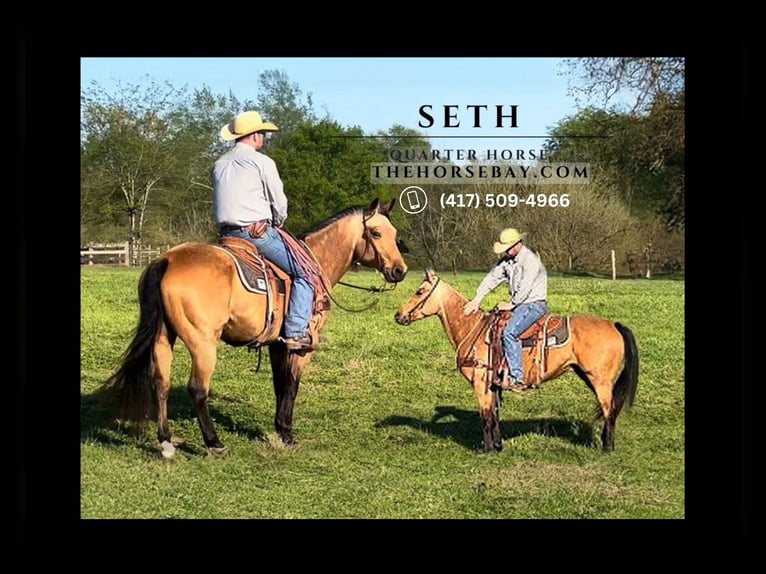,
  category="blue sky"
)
[80,57,592,156]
